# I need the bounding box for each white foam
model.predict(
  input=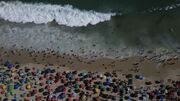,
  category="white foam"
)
[148,3,180,12]
[0,1,115,27]
[0,23,179,60]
